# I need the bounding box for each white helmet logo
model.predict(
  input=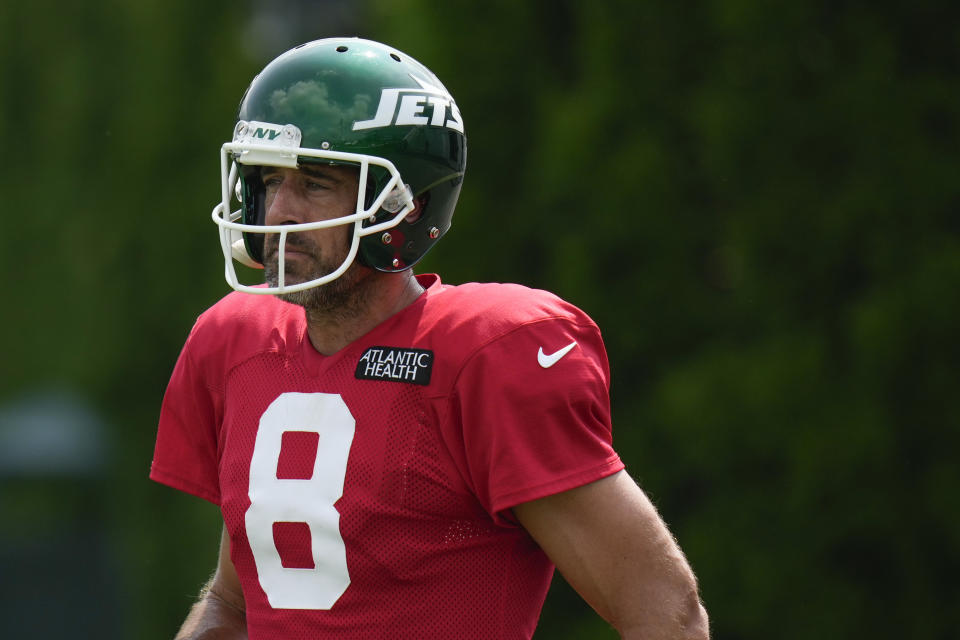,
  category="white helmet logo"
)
[353,75,463,132]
